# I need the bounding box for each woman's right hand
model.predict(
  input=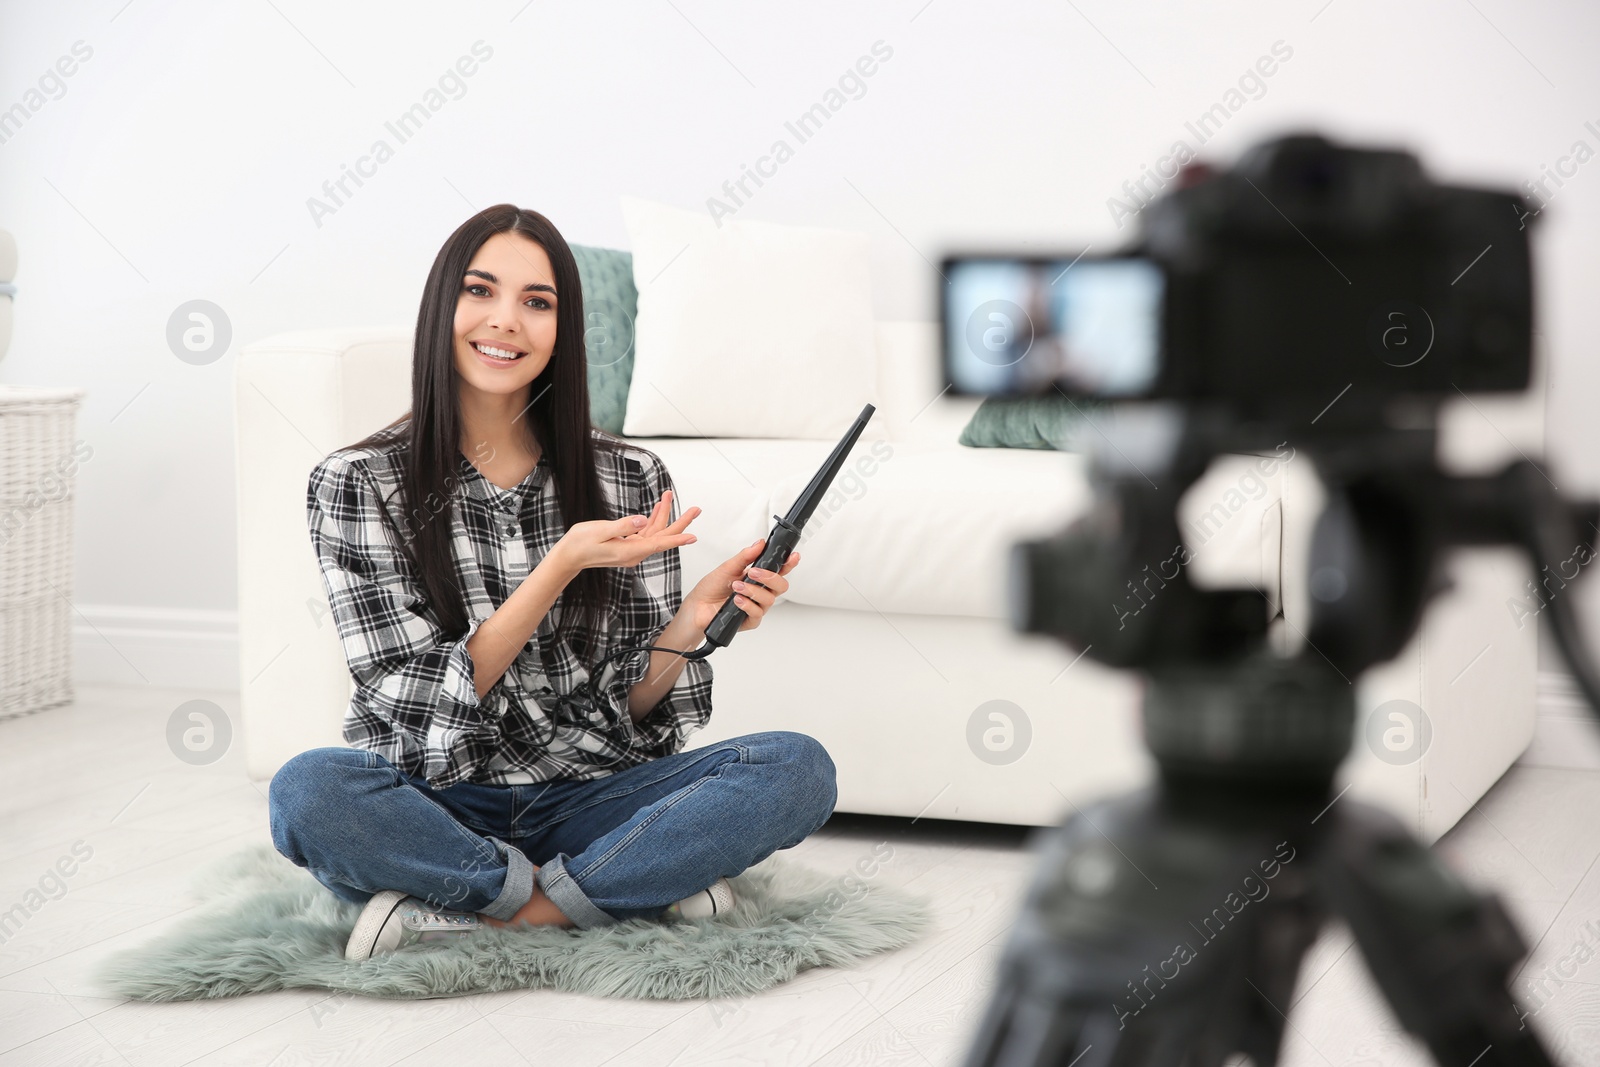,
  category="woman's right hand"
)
[549,489,700,574]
